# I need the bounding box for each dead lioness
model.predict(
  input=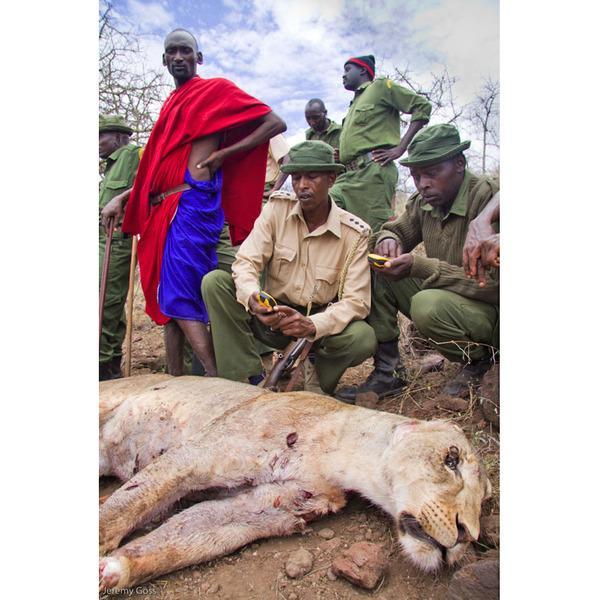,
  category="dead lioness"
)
[99,375,491,591]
